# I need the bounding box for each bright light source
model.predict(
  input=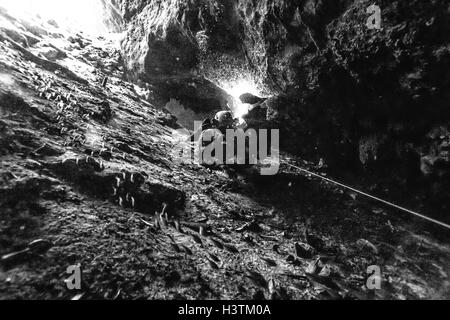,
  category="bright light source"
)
[0,0,108,35]
[220,78,264,122]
